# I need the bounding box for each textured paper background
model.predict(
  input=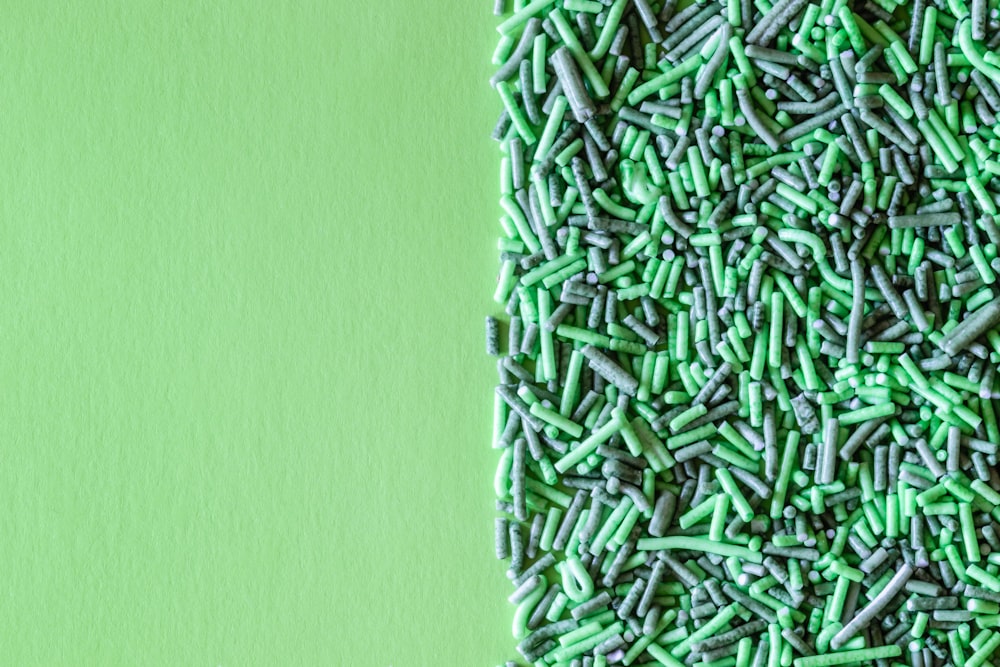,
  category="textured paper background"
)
[0,2,508,664]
